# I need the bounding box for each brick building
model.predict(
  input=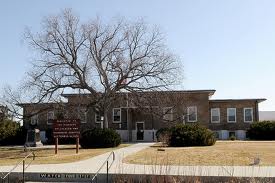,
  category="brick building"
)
[18,90,266,142]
